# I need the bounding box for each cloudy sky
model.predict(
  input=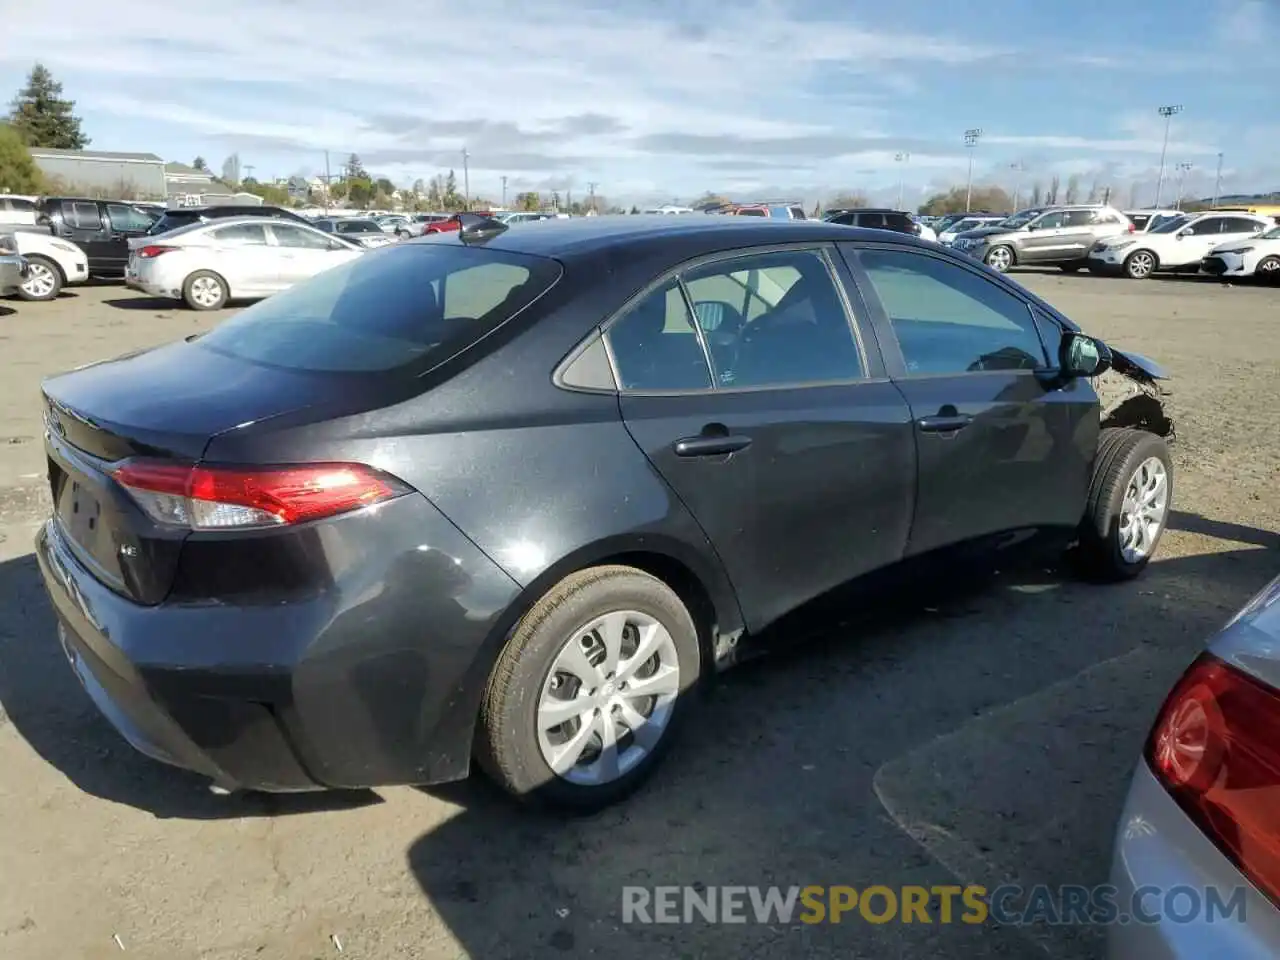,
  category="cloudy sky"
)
[2,0,1276,206]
